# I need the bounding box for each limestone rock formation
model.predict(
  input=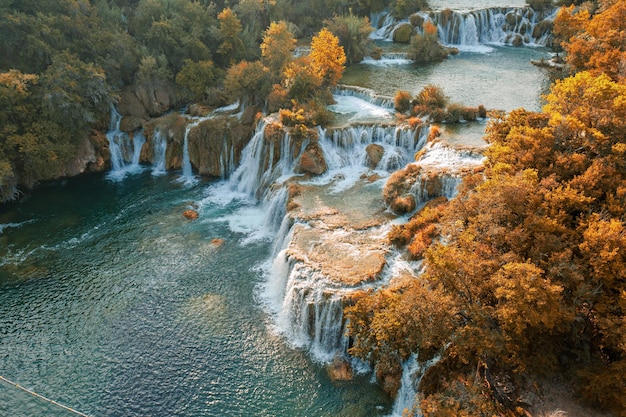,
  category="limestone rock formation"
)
[117,81,181,134]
